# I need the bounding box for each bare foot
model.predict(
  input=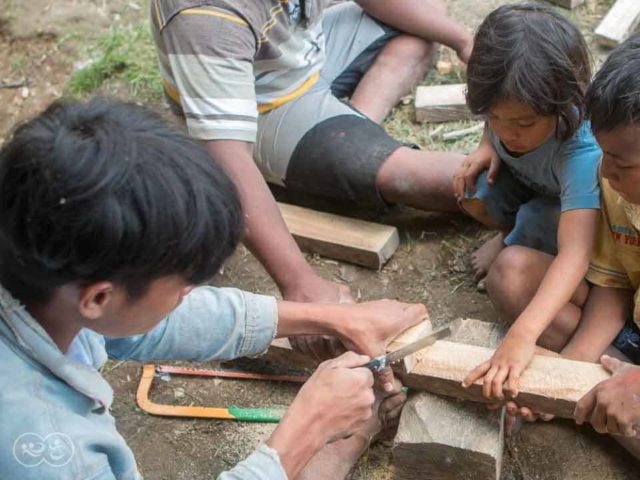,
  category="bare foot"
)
[471,233,505,291]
